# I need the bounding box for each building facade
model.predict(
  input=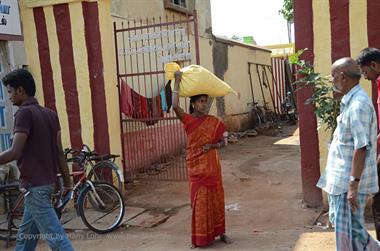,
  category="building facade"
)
[294,0,380,206]
[19,0,274,180]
